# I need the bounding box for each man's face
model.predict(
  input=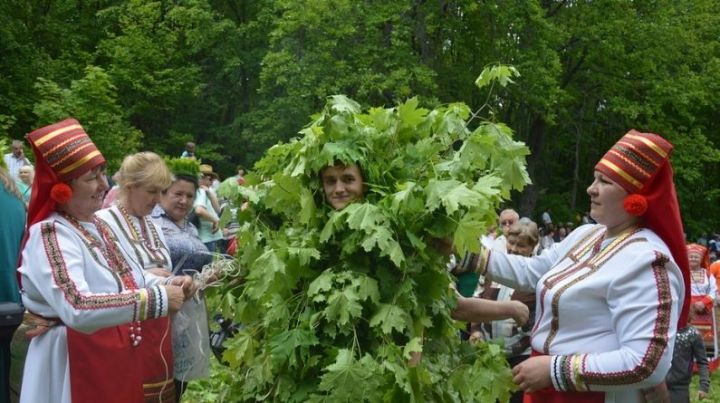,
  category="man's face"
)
[11,143,23,157]
[499,211,518,236]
